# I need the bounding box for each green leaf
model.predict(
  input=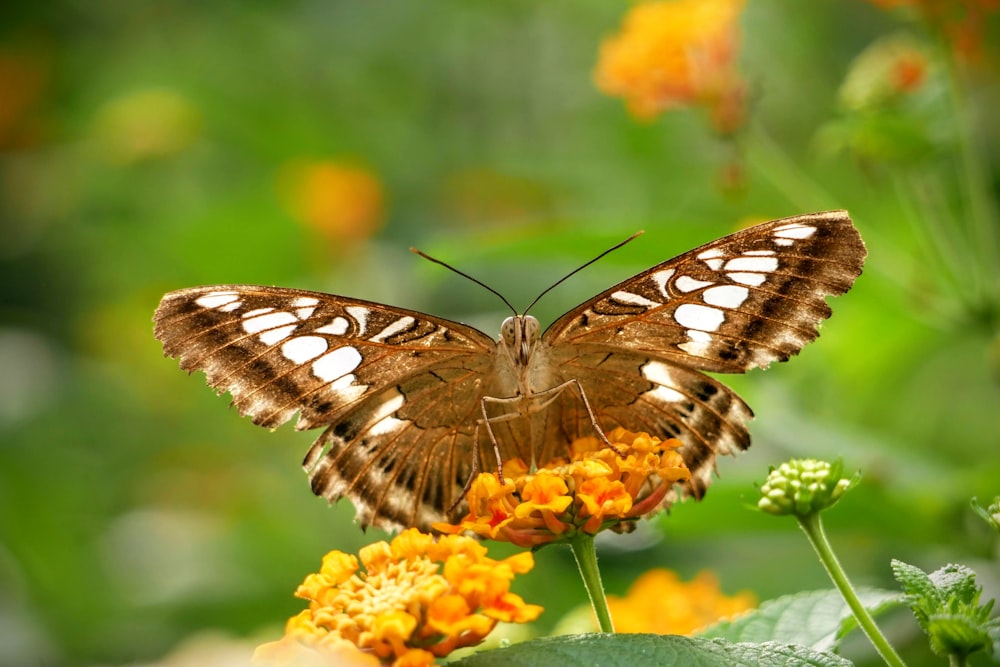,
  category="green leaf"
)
[698,588,900,652]
[451,634,853,667]
[890,558,940,626]
[926,614,993,658]
[927,564,979,607]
